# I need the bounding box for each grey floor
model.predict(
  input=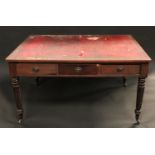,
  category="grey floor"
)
[0,60,154,128]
